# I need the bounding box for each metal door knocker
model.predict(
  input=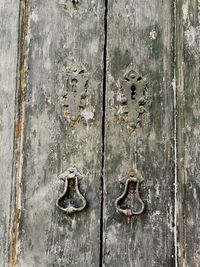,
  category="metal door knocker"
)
[56,167,87,214]
[115,169,144,217]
